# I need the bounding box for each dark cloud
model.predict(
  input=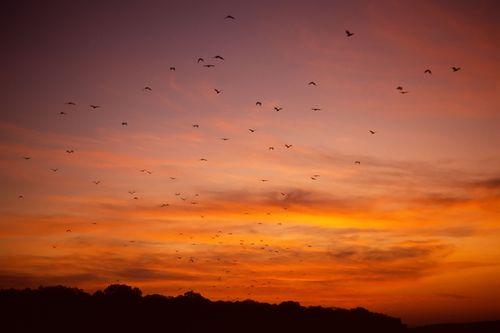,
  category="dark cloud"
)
[0,272,102,288]
[283,225,386,237]
[0,267,205,291]
[328,243,452,263]
[114,268,199,282]
[0,267,200,289]
[471,177,500,189]
[411,194,470,207]
[432,226,477,238]
[205,188,372,214]
[0,253,205,290]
